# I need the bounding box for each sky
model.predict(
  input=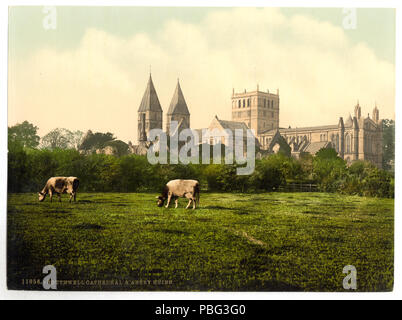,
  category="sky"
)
[8,6,395,143]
